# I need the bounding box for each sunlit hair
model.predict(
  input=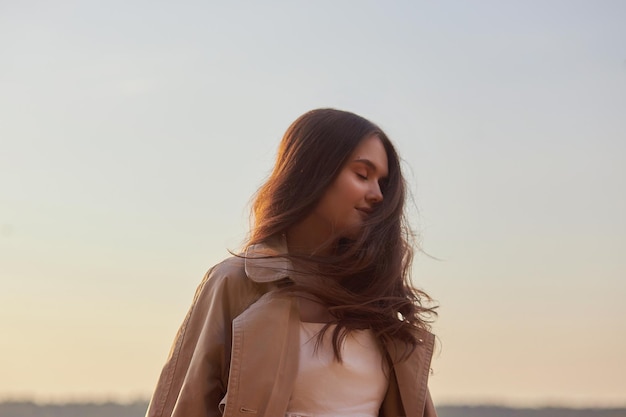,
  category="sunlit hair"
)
[248,108,437,361]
